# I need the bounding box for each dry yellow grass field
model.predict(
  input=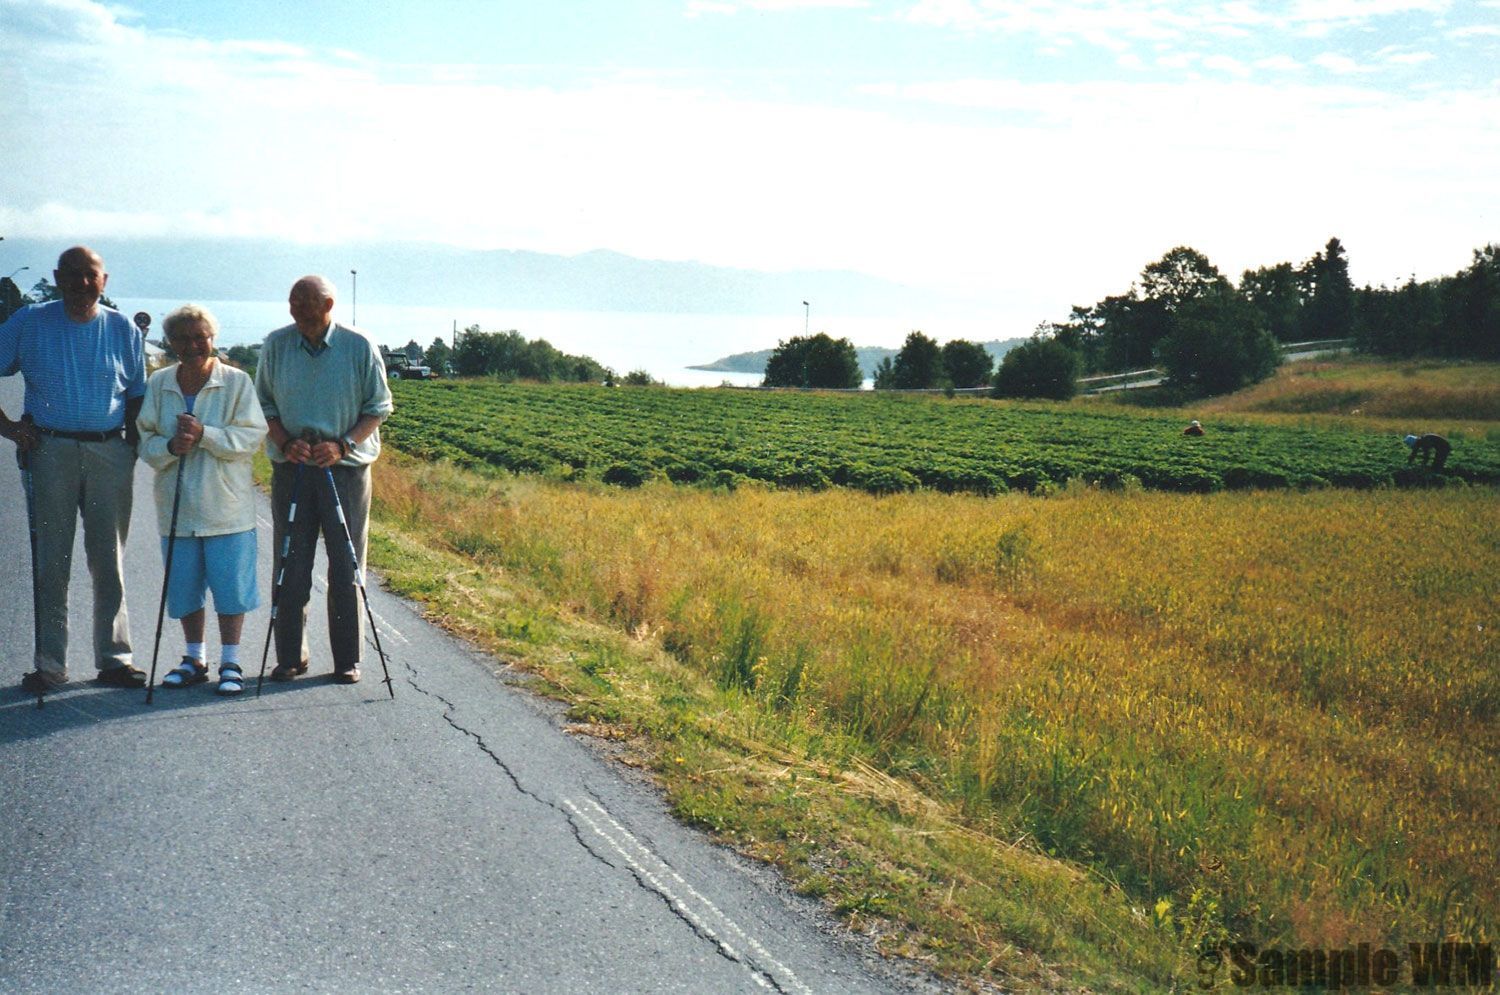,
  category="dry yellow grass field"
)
[1196,356,1500,421]
[367,451,1498,989]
